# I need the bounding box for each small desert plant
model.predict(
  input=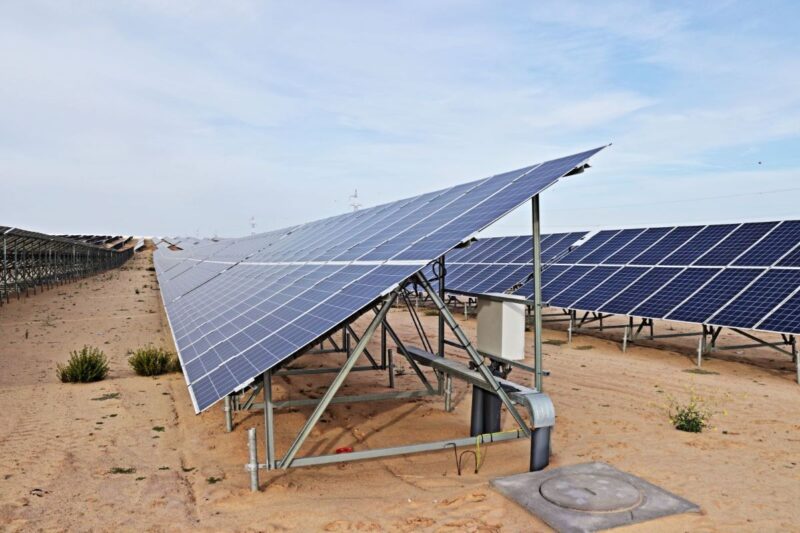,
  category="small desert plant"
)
[128,345,180,376]
[57,346,109,383]
[666,389,713,433]
[109,467,136,474]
